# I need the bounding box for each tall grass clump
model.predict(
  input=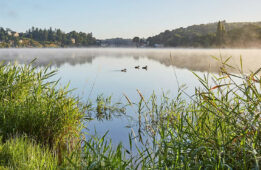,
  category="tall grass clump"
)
[0,61,83,149]
[0,136,58,170]
[64,57,260,169]
[73,132,131,169]
[128,57,261,169]
[0,57,260,169]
